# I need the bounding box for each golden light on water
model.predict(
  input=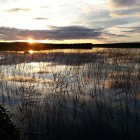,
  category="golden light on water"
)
[28,50,34,54]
